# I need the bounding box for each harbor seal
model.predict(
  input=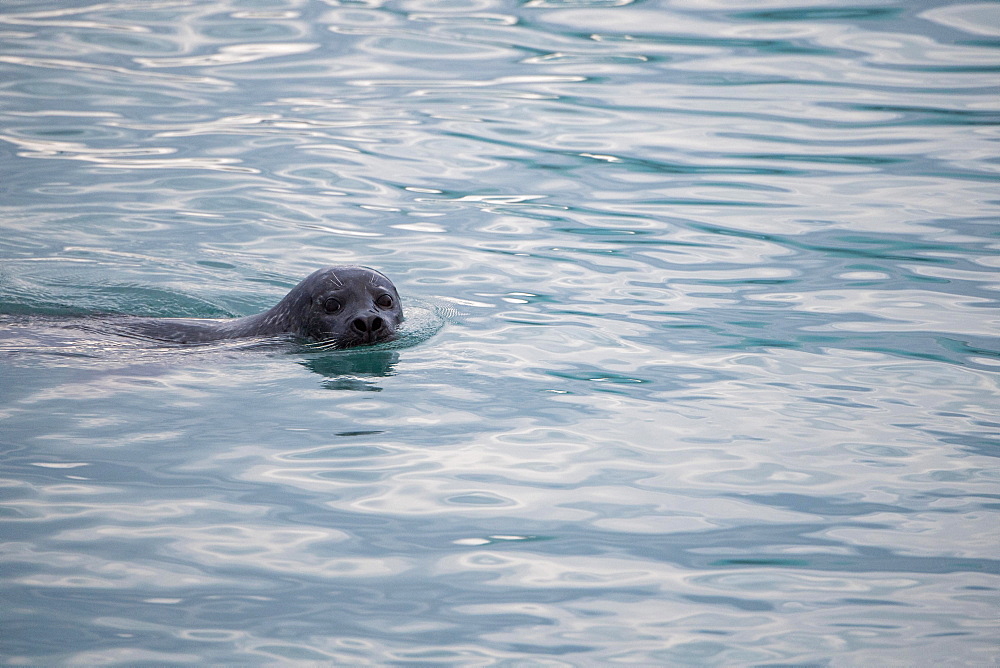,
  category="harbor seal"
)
[125,265,403,348]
